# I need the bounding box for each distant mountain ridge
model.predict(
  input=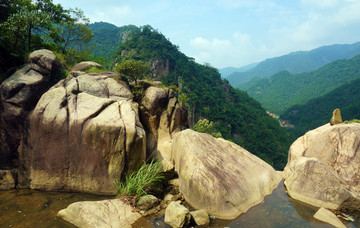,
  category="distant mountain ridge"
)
[226,42,360,87]
[219,63,257,78]
[244,54,360,114]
